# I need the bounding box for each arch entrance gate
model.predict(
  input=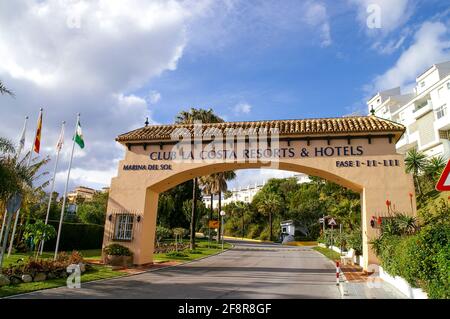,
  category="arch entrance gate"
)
[102,115,416,270]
